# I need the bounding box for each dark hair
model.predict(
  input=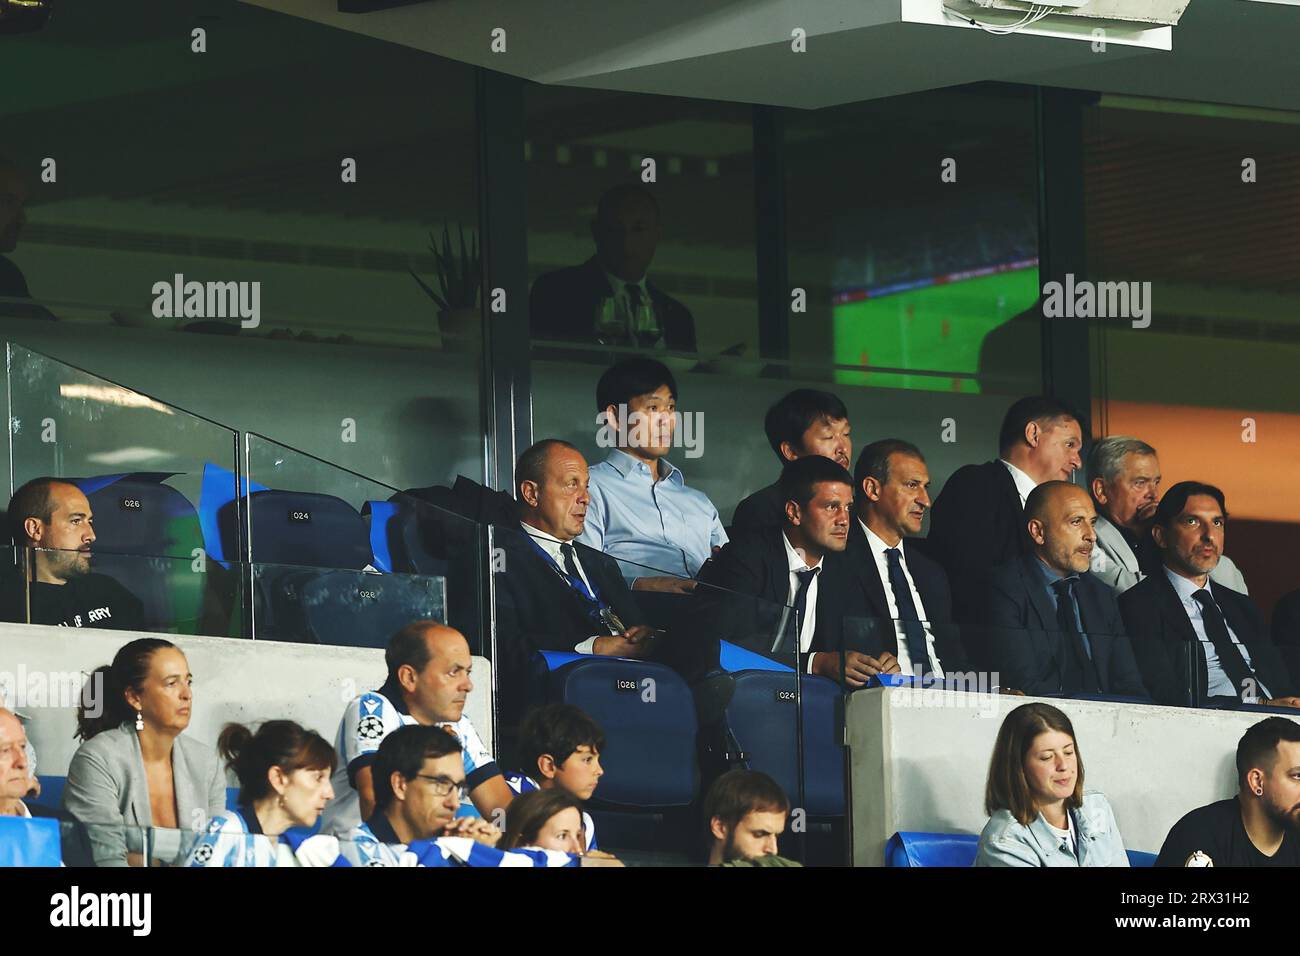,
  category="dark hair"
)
[596,357,677,414]
[852,439,924,493]
[595,183,659,223]
[371,724,462,812]
[503,788,585,850]
[763,390,849,465]
[1236,717,1300,790]
[997,396,1082,456]
[517,704,606,779]
[984,703,1084,826]
[8,476,71,546]
[217,720,336,804]
[382,621,440,695]
[703,769,790,835]
[76,638,179,741]
[778,455,853,512]
[515,439,580,497]
[1151,480,1228,531]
